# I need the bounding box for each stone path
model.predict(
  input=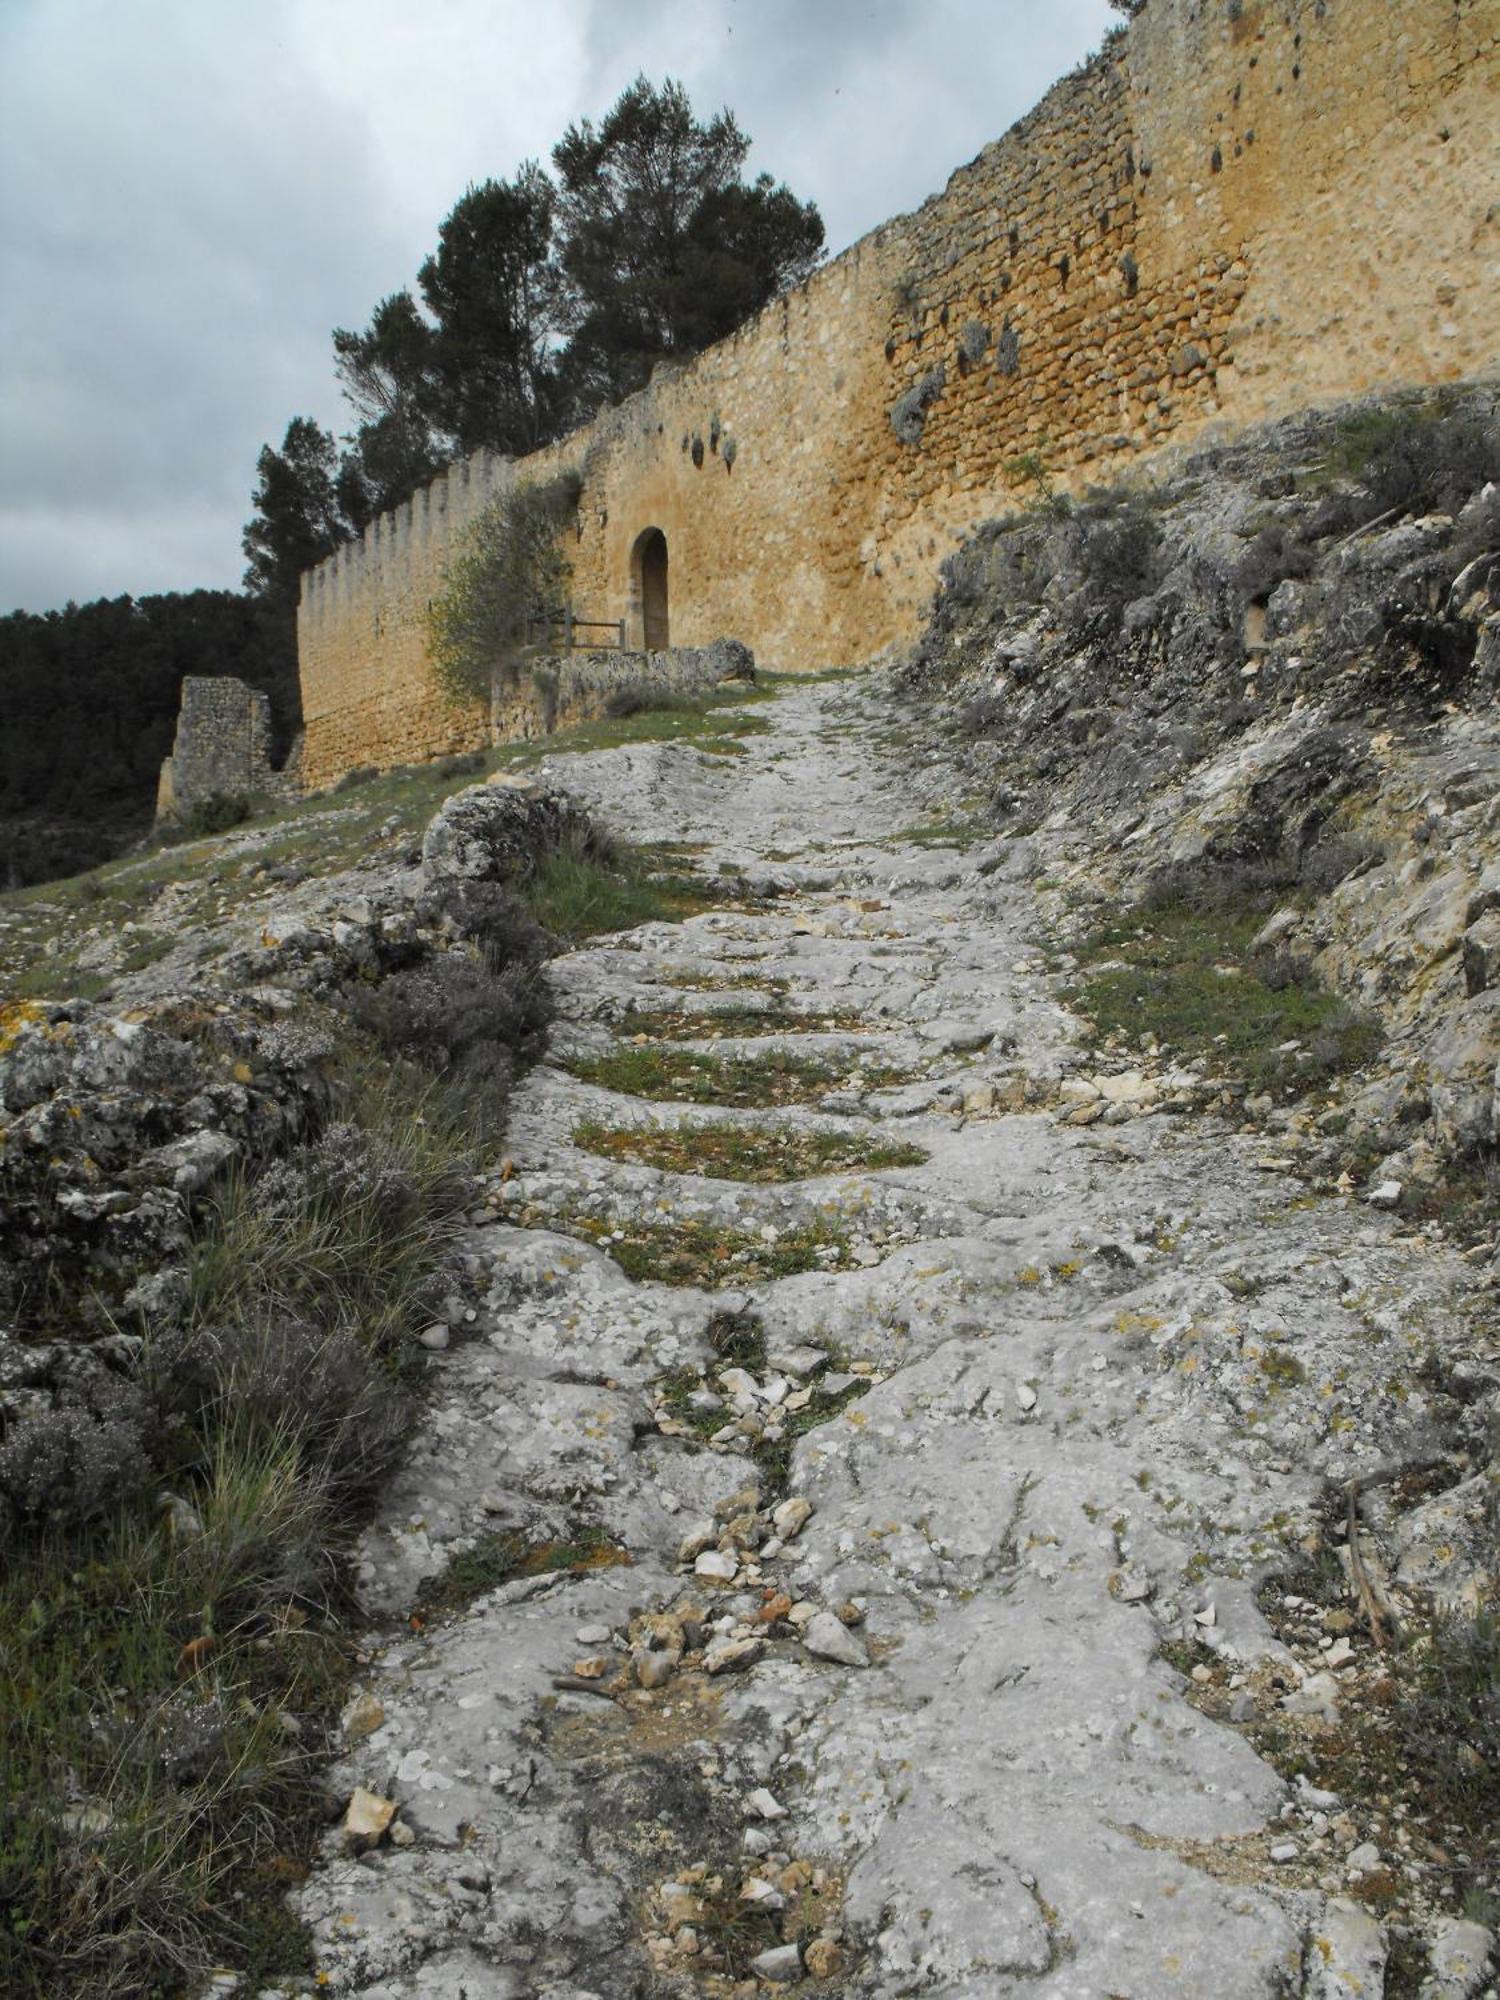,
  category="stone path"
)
[278,677,1483,1999]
